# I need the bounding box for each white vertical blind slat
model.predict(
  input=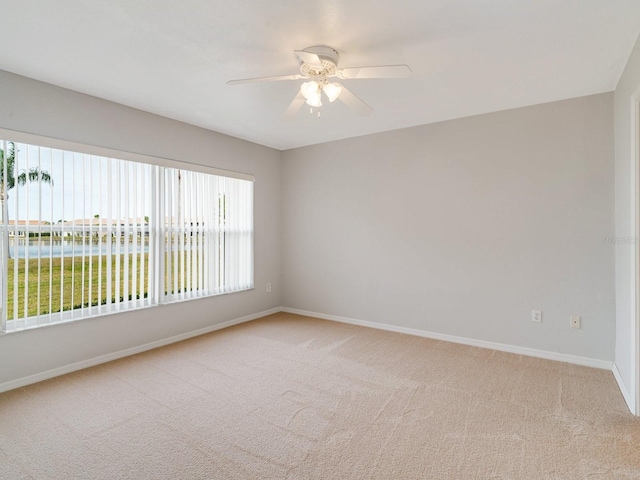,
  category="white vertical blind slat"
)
[197,173,203,292]
[174,169,178,296]
[115,160,121,311]
[185,171,191,297]
[179,170,185,299]
[23,145,29,322]
[123,161,130,305]
[172,171,179,296]
[88,155,94,314]
[1,140,8,331]
[154,165,162,303]
[48,149,54,322]
[70,153,76,318]
[12,143,18,326]
[191,172,197,293]
[131,162,138,306]
[139,164,146,305]
[107,157,113,308]
[36,146,42,321]
[81,154,87,316]
[97,156,103,312]
[60,150,65,317]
